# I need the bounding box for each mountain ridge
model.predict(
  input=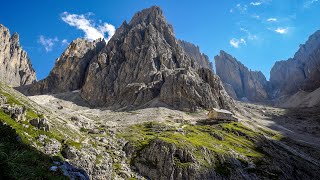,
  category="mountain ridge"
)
[0,24,36,87]
[20,6,234,112]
